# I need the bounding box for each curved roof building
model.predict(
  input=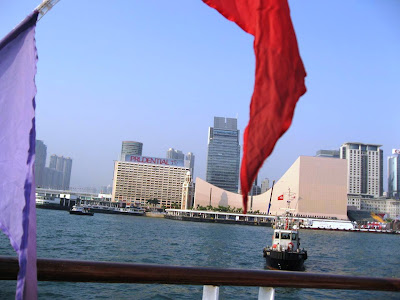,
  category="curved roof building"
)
[194,156,348,220]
